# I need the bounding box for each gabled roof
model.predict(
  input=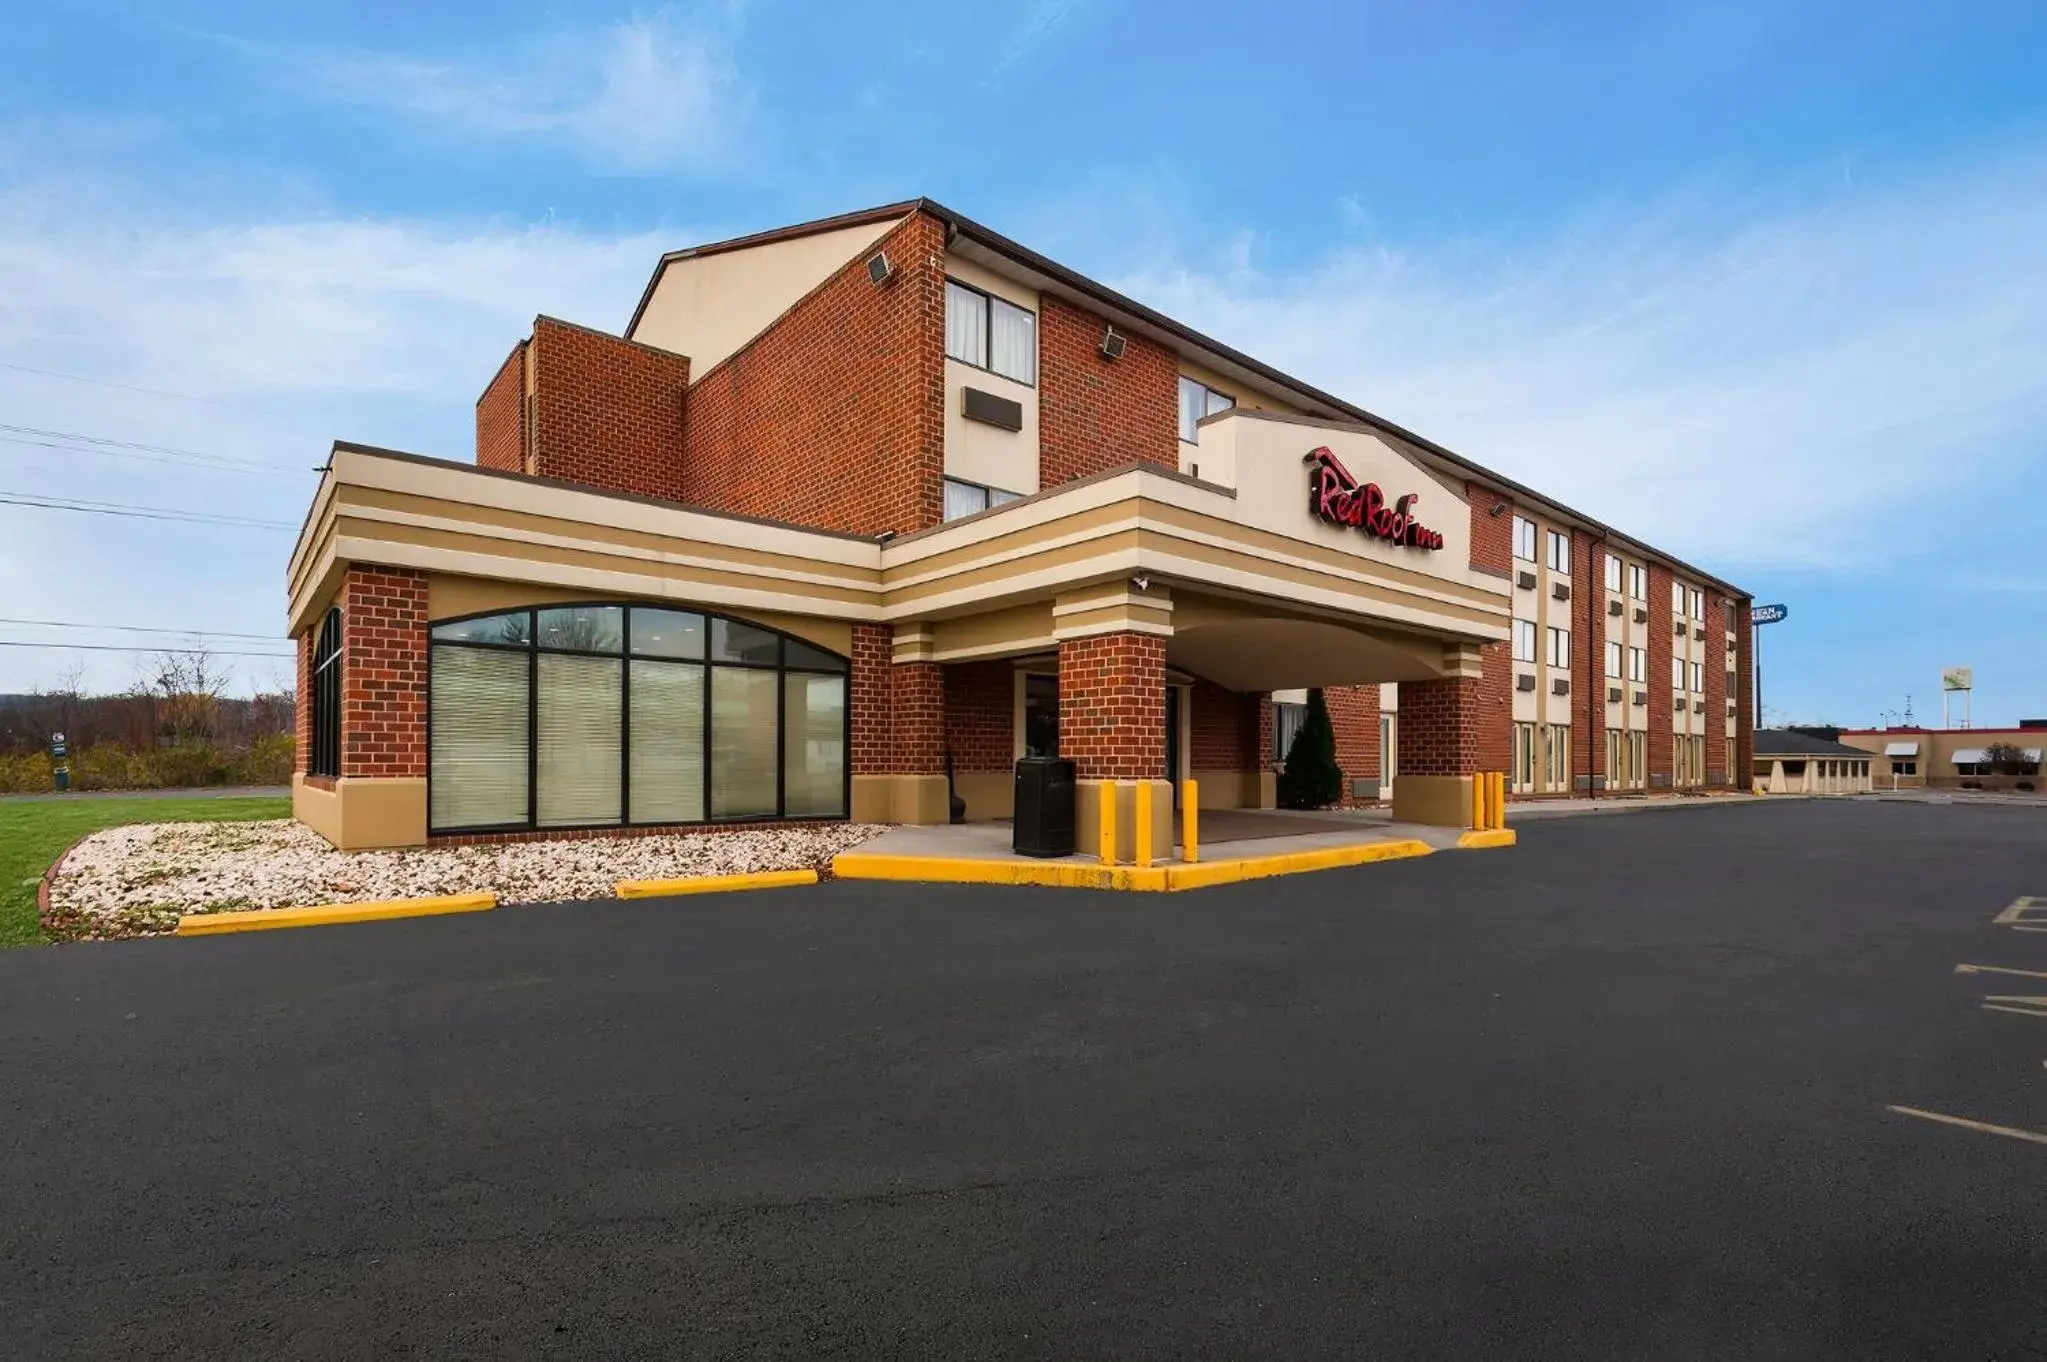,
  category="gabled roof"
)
[1755,729,1875,758]
[625,196,1750,600]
